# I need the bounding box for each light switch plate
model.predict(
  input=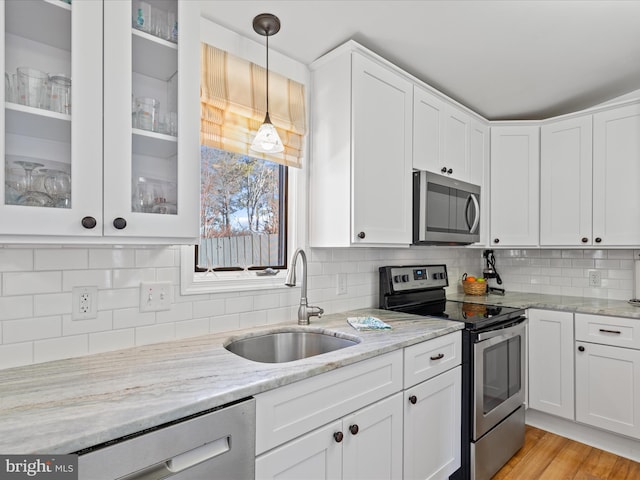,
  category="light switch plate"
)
[139,281,172,312]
